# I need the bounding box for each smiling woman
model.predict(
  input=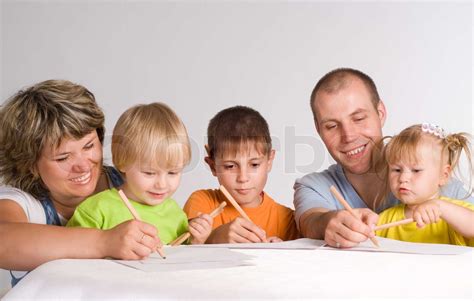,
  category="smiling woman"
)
[35,131,103,219]
[0,80,161,287]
